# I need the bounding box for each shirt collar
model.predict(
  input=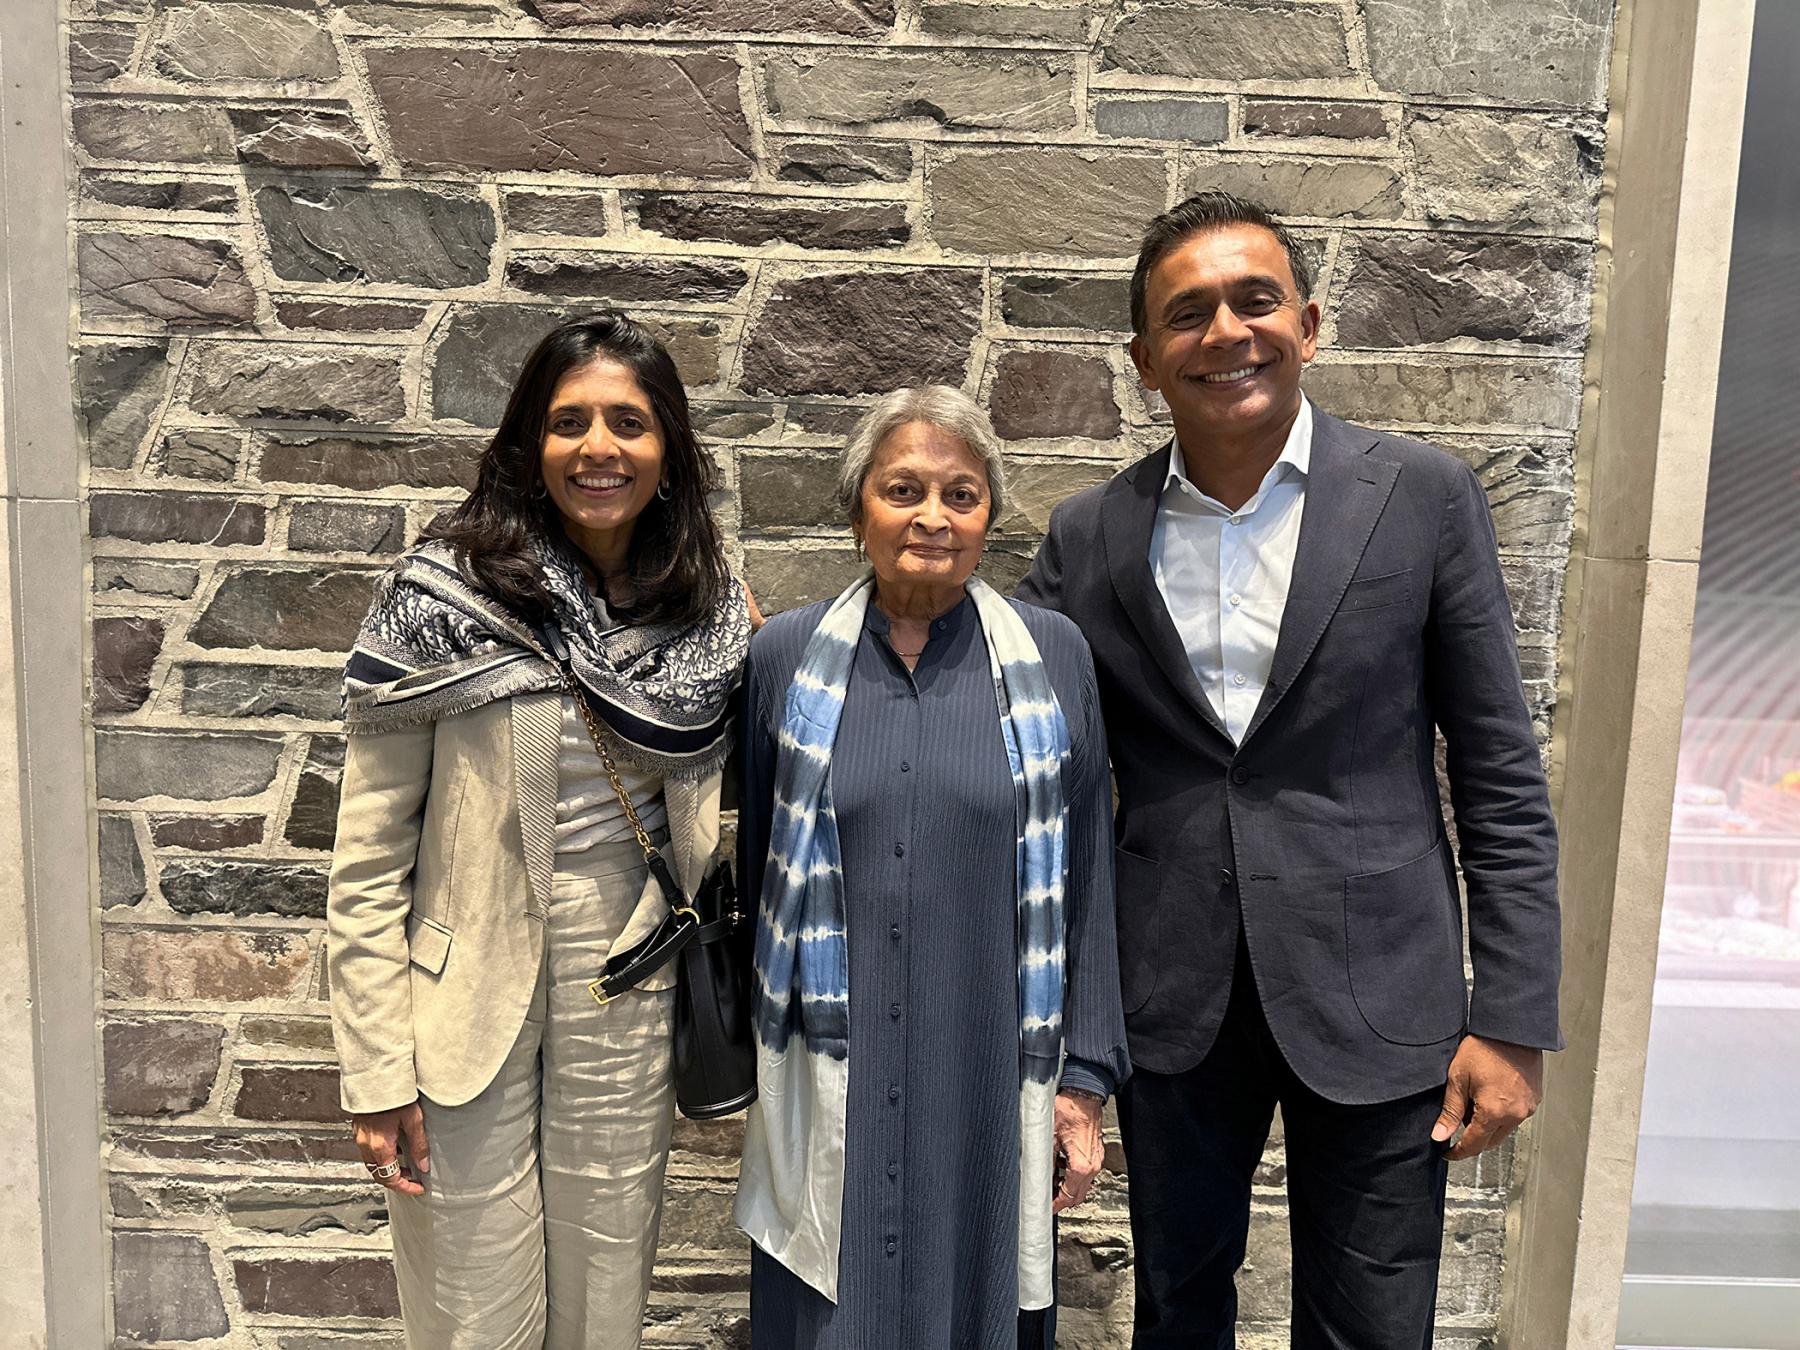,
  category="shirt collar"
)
[1164,395,1313,498]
